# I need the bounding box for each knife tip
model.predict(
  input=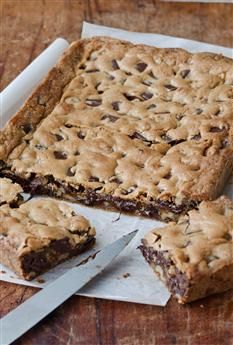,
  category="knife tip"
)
[124,229,138,244]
